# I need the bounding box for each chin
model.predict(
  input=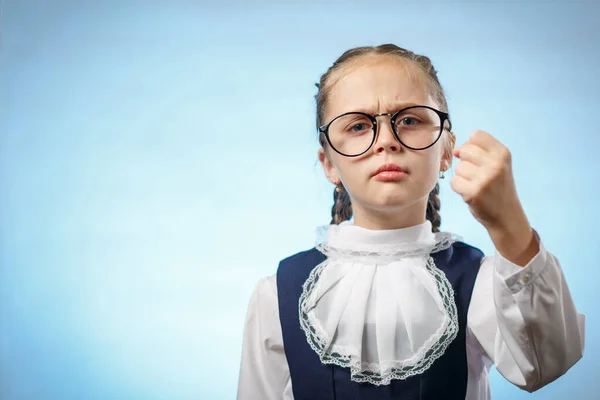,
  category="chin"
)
[368,185,414,208]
